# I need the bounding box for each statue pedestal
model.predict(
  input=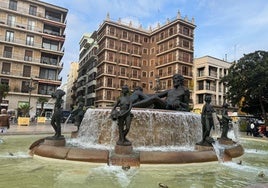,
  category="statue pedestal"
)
[44,136,66,147]
[195,144,214,151]
[217,138,235,145]
[109,144,140,167]
[114,145,133,155]
[71,131,78,138]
